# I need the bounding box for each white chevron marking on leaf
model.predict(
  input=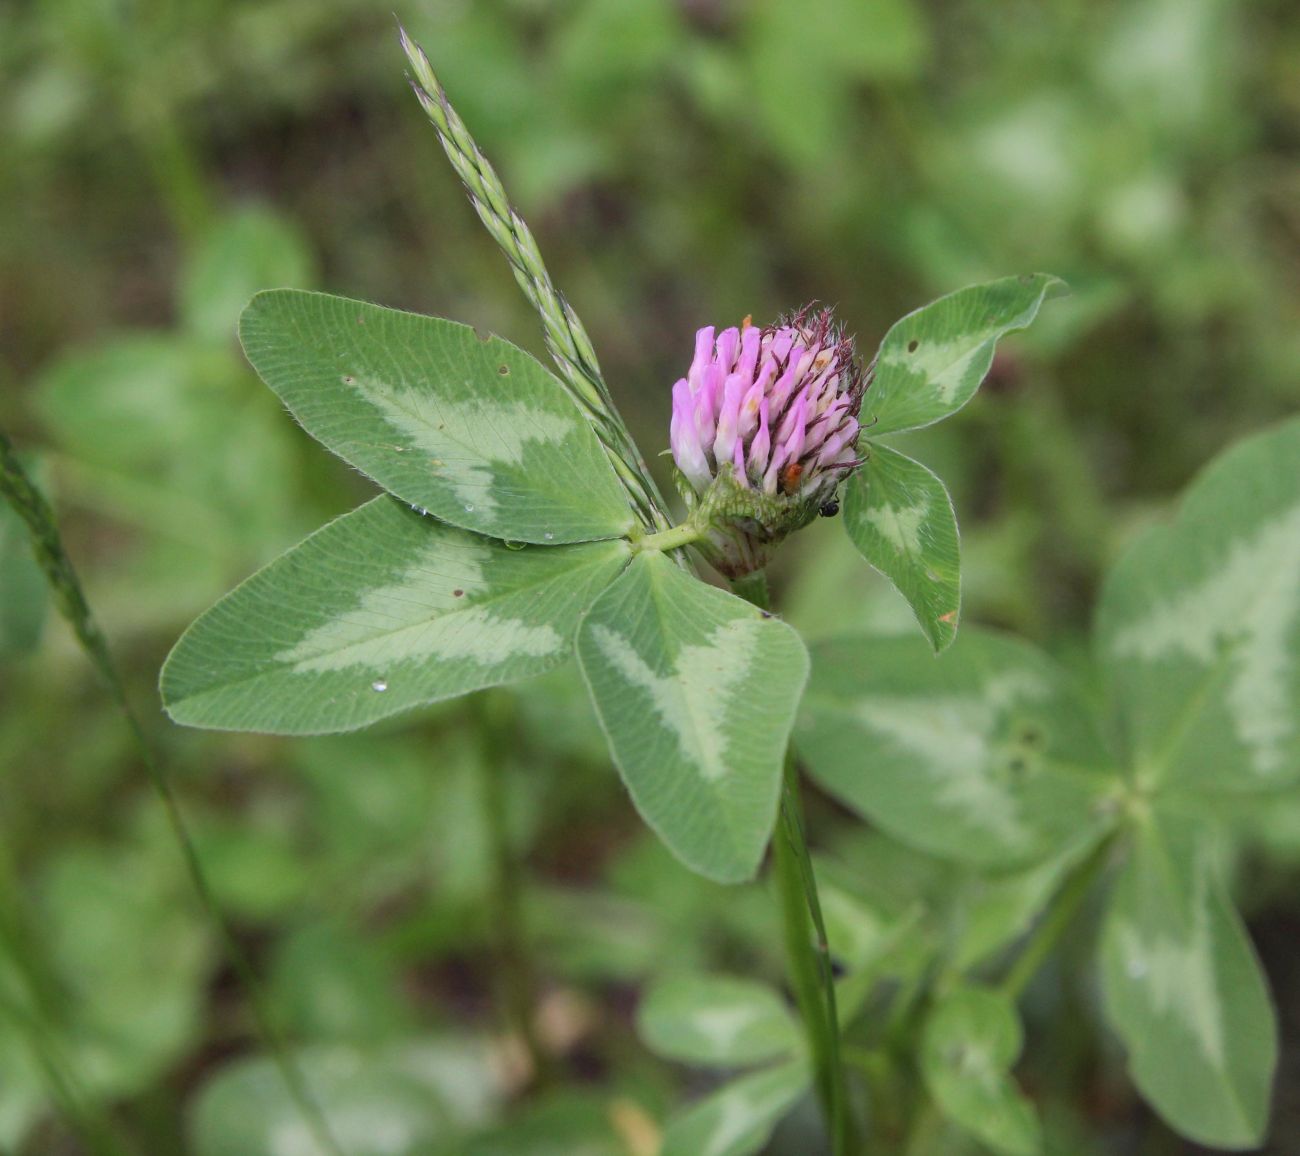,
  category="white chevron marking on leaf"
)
[851,669,1048,842]
[1109,504,1300,775]
[355,378,576,520]
[865,496,930,555]
[1113,860,1224,1066]
[588,618,764,784]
